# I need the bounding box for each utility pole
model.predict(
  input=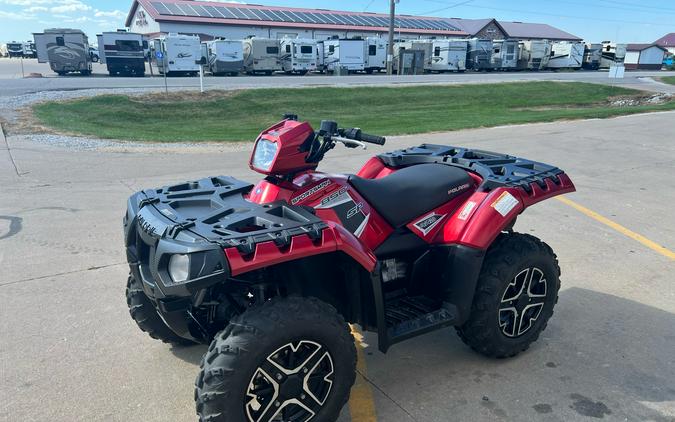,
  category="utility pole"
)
[386,0,396,75]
